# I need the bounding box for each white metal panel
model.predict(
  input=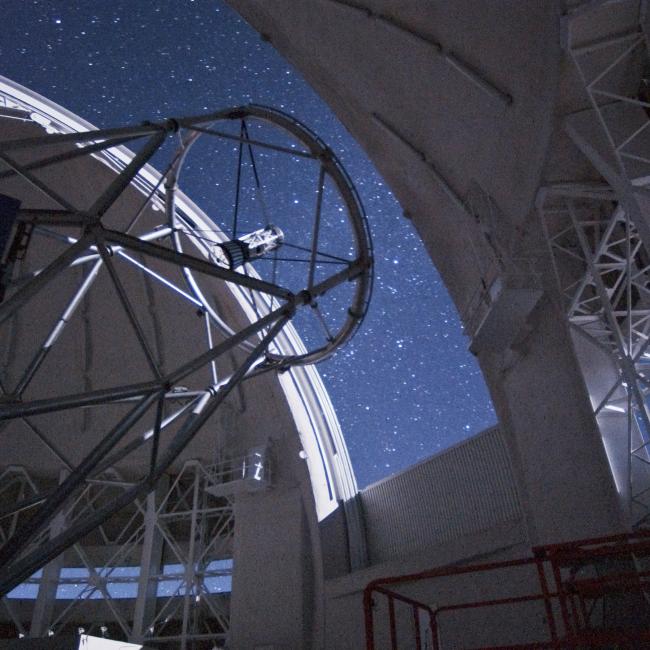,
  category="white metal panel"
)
[360,427,522,563]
